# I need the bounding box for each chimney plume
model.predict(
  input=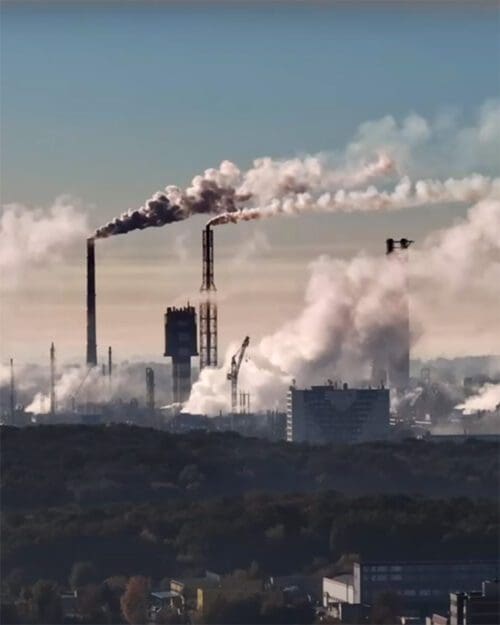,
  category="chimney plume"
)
[86,238,97,367]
